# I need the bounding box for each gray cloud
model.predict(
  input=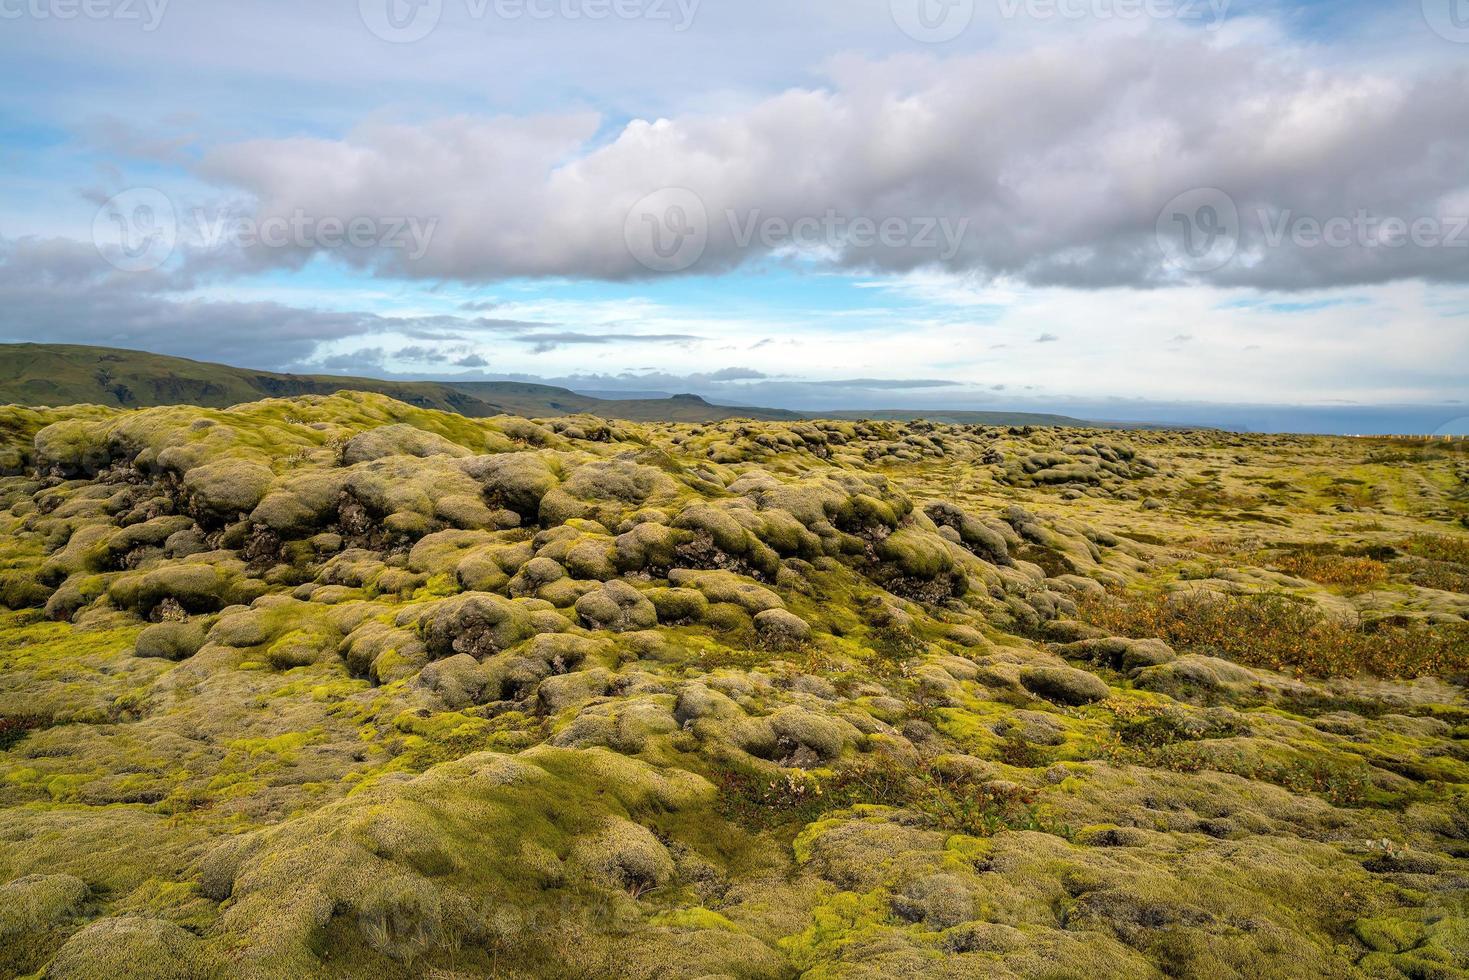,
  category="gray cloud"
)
[804,378,963,389]
[0,236,555,369]
[318,348,387,372]
[395,345,452,363]
[0,237,712,367]
[0,236,384,367]
[189,37,1469,291]
[700,367,768,381]
[514,332,701,354]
